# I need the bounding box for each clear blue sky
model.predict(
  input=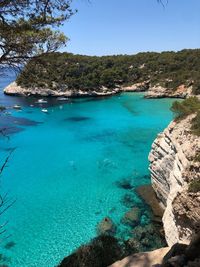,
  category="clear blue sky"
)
[61,0,200,56]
